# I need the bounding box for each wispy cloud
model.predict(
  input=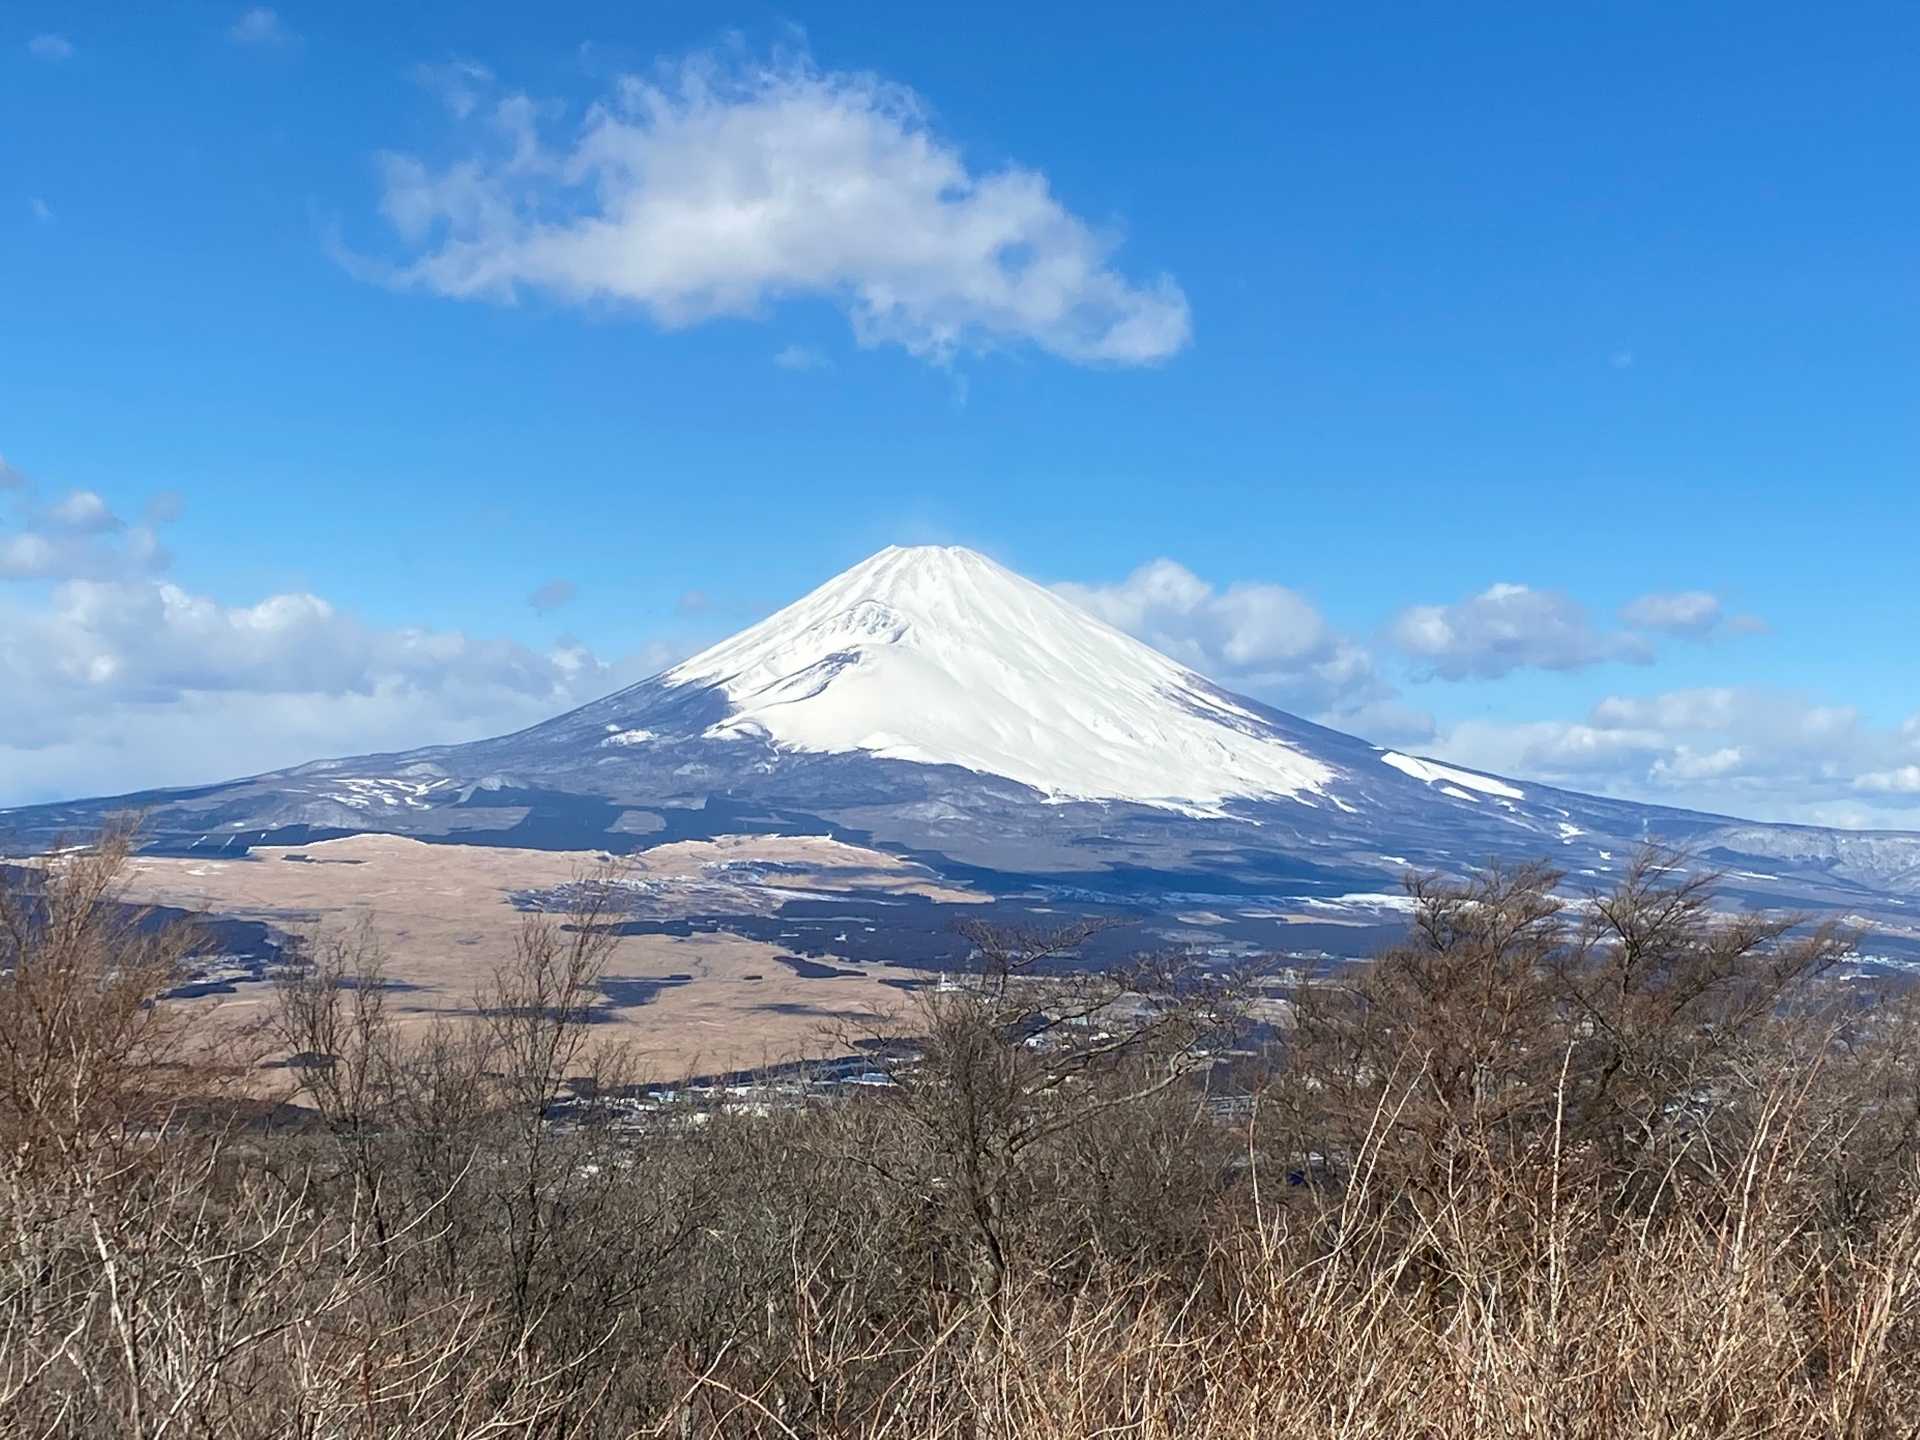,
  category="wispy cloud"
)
[143,490,186,525]
[773,343,832,372]
[1619,589,1721,634]
[27,33,73,61]
[360,50,1191,367]
[413,58,493,119]
[527,578,576,614]
[228,8,296,48]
